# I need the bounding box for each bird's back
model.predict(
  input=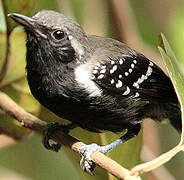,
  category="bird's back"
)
[86,35,181,131]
